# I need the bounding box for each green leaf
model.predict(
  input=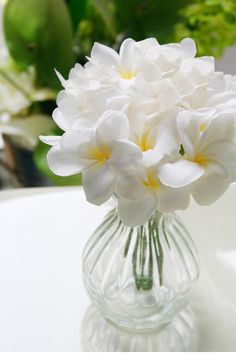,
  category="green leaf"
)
[66,0,88,31]
[4,0,75,88]
[90,0,116,39]
[113,0,189,43]
[172,0,236,57]
[33,137,82,186]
